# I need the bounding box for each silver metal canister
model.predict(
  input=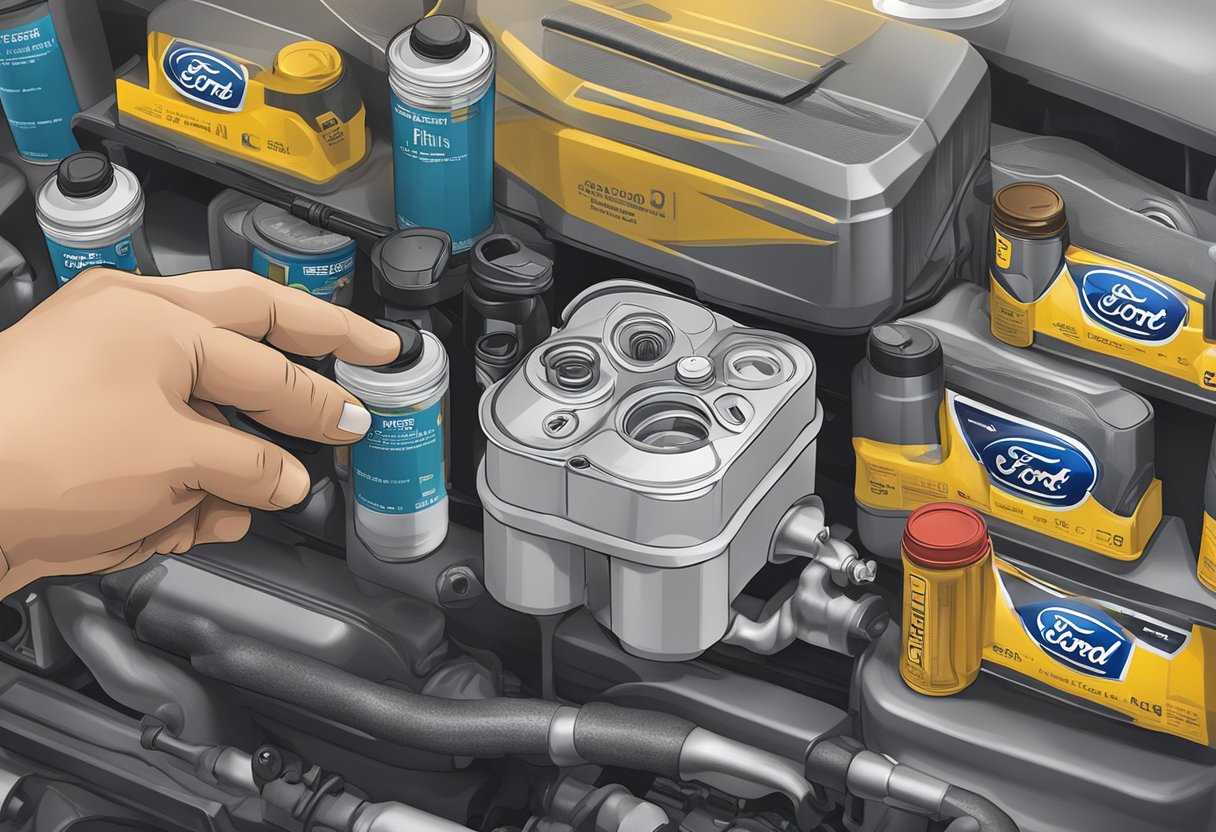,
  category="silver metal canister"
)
[336,323,450,561]
[35,151,145,286]
[387,15,494,254]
